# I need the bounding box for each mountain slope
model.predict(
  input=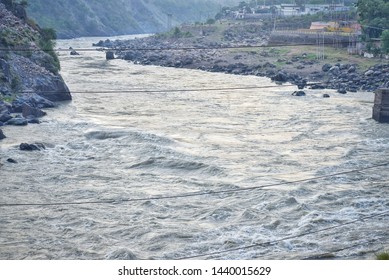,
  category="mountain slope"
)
[27,0,241,38]
[0,1,71,139]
